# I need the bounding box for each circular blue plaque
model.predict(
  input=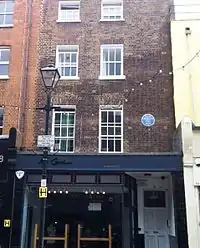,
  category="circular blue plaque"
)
[141,114,155,127]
